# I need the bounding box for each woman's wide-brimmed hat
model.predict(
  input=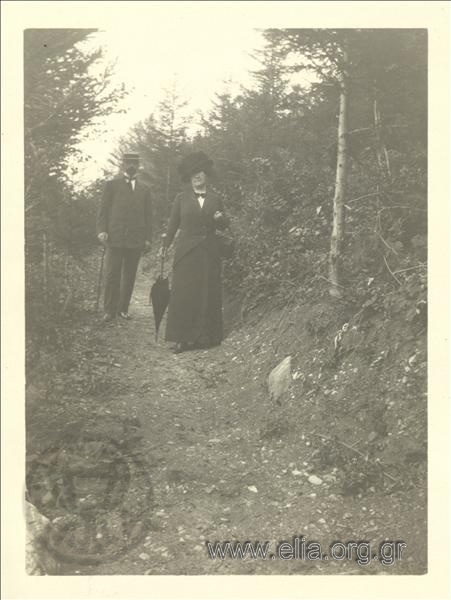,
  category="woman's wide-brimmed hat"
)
[178,151,213,183]
[122,152,140,162]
